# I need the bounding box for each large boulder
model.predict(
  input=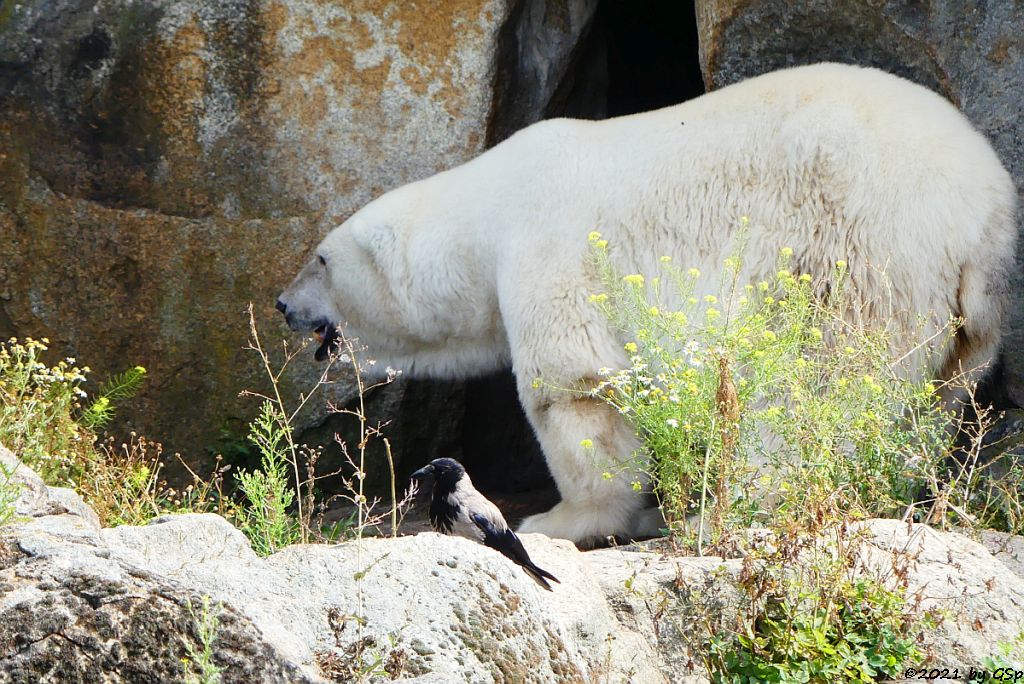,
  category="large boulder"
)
[586,547,737,683]
[0,454,663,682]
[695,0,1024,405]
[586,520,1024,676]
[4,448,1021,682]
[0,0,597,472]
[0,0,516,222]
[0,454,313,683]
